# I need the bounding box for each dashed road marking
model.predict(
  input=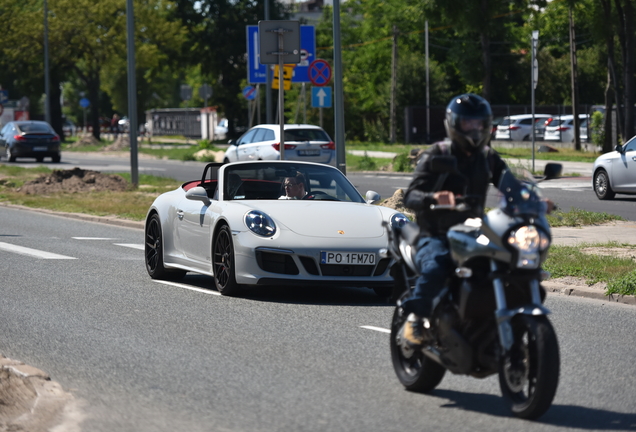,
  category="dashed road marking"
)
[360,325,390,334]
[153,280,221,296]
[0,242,76,259]
[72,237,118,240]
[115,243,145,250]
